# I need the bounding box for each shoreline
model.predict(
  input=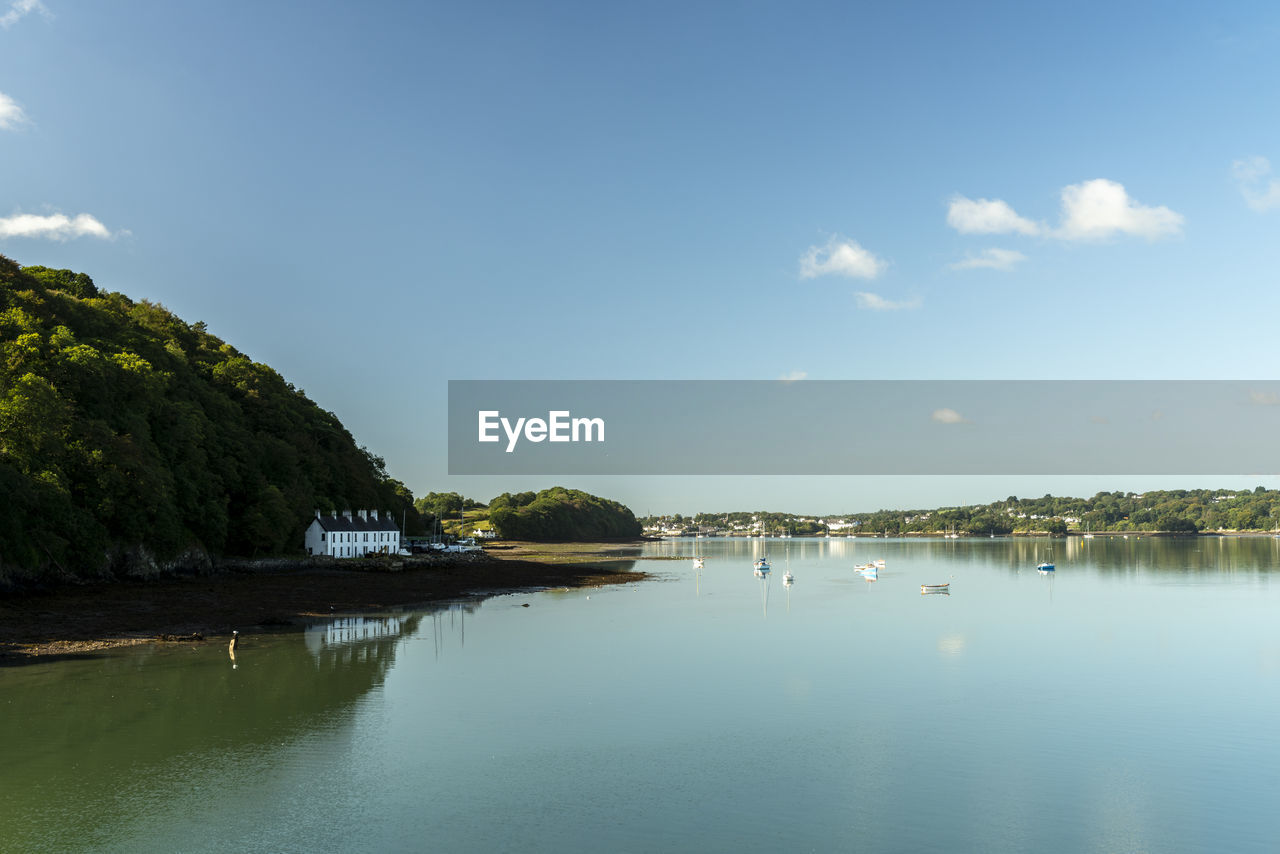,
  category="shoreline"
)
[0,551,648,665]
[651,530,1277,539]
